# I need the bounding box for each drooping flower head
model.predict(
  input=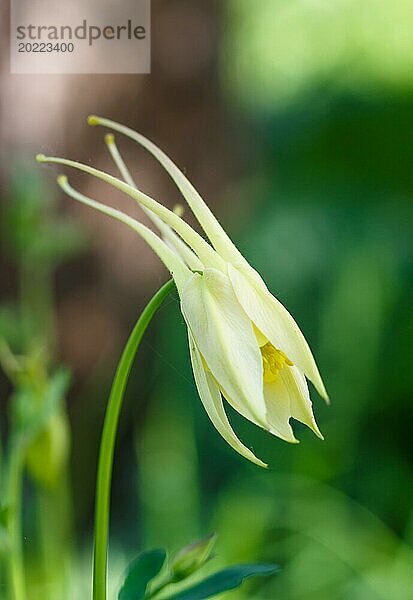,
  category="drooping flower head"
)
[36,116,328,467]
